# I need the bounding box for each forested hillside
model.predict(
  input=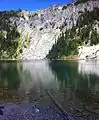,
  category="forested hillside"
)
[47,7,99,59]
